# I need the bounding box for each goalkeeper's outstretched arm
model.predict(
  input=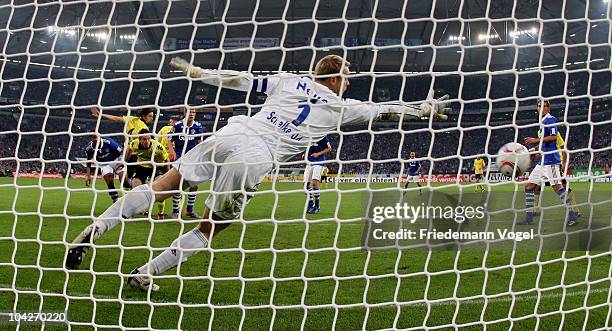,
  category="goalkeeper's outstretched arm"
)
[170,57,451,122]
[340,89,451,126]
[374,89,450,121]
[170,57,254,92]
